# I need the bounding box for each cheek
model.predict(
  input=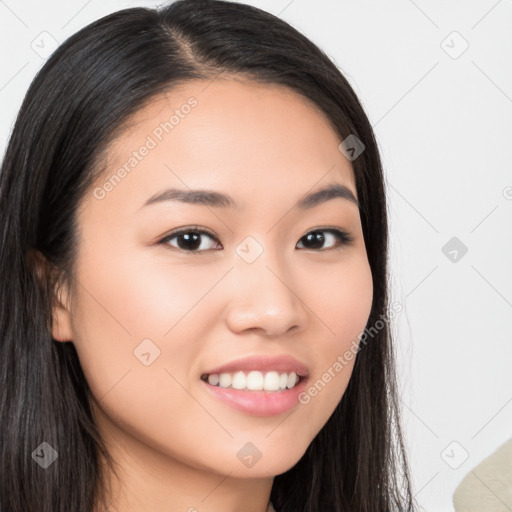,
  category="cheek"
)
[289,255,373,437]
[68,259,236,474]
[71,232,227,354]
[305,254,373,354]
[67,245,218,416]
